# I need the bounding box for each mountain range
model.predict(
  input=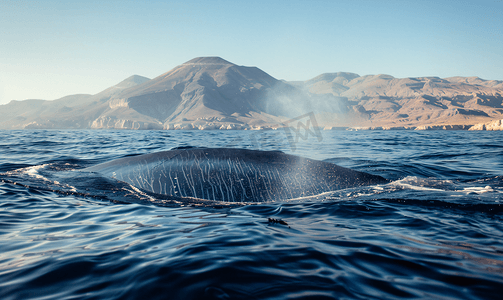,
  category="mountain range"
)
[1,57,502,130]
